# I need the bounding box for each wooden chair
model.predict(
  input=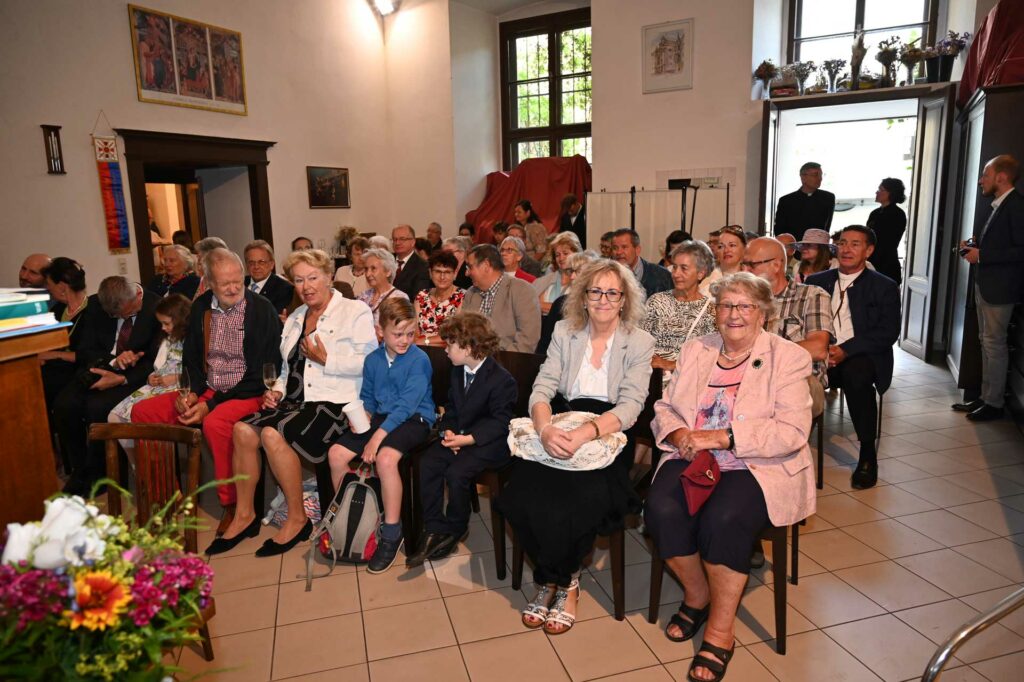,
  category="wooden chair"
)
[813,410,825,489]
[647,523,800,655]
[509,368,664,621]
[87,423,216,662]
